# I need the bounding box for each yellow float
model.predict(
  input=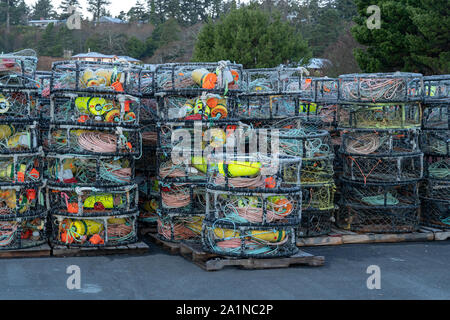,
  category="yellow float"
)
[218,161,261,177]
[213,227,286,243]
